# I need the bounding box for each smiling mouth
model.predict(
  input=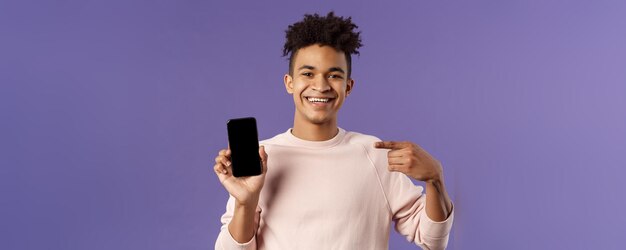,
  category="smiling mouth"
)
[306,97,333,103]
